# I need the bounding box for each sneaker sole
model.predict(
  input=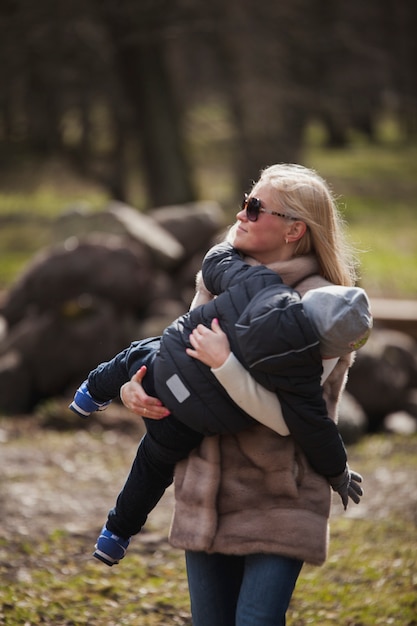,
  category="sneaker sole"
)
[93,548,119,566]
